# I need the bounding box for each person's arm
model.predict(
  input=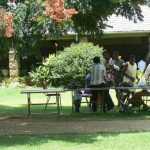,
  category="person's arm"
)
[144,64,150,80]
